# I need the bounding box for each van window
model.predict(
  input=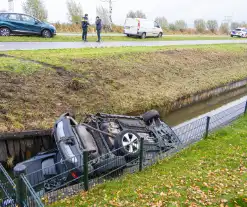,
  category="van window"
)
[154,22,159,28]
[7,14,21,21]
